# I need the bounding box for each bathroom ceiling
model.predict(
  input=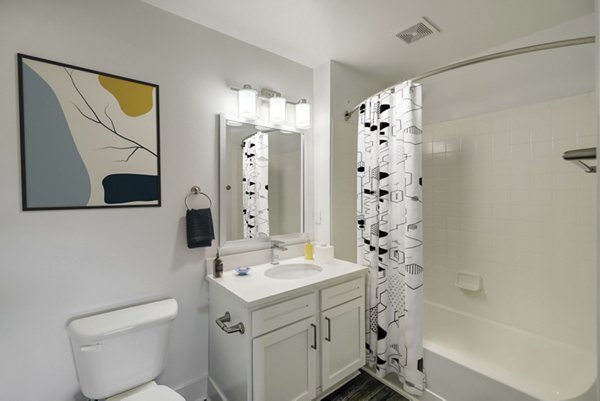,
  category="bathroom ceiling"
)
[139,0,594,85]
